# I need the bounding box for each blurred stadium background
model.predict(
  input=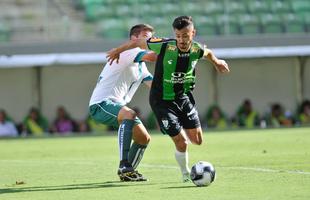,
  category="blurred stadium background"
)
[0,0,310,134]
